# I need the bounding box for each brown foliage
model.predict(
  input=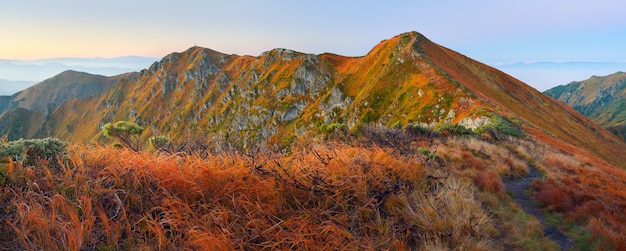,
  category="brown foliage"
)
[473,170,504,195]
[0,141,500,250]
[531,181,574,212]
